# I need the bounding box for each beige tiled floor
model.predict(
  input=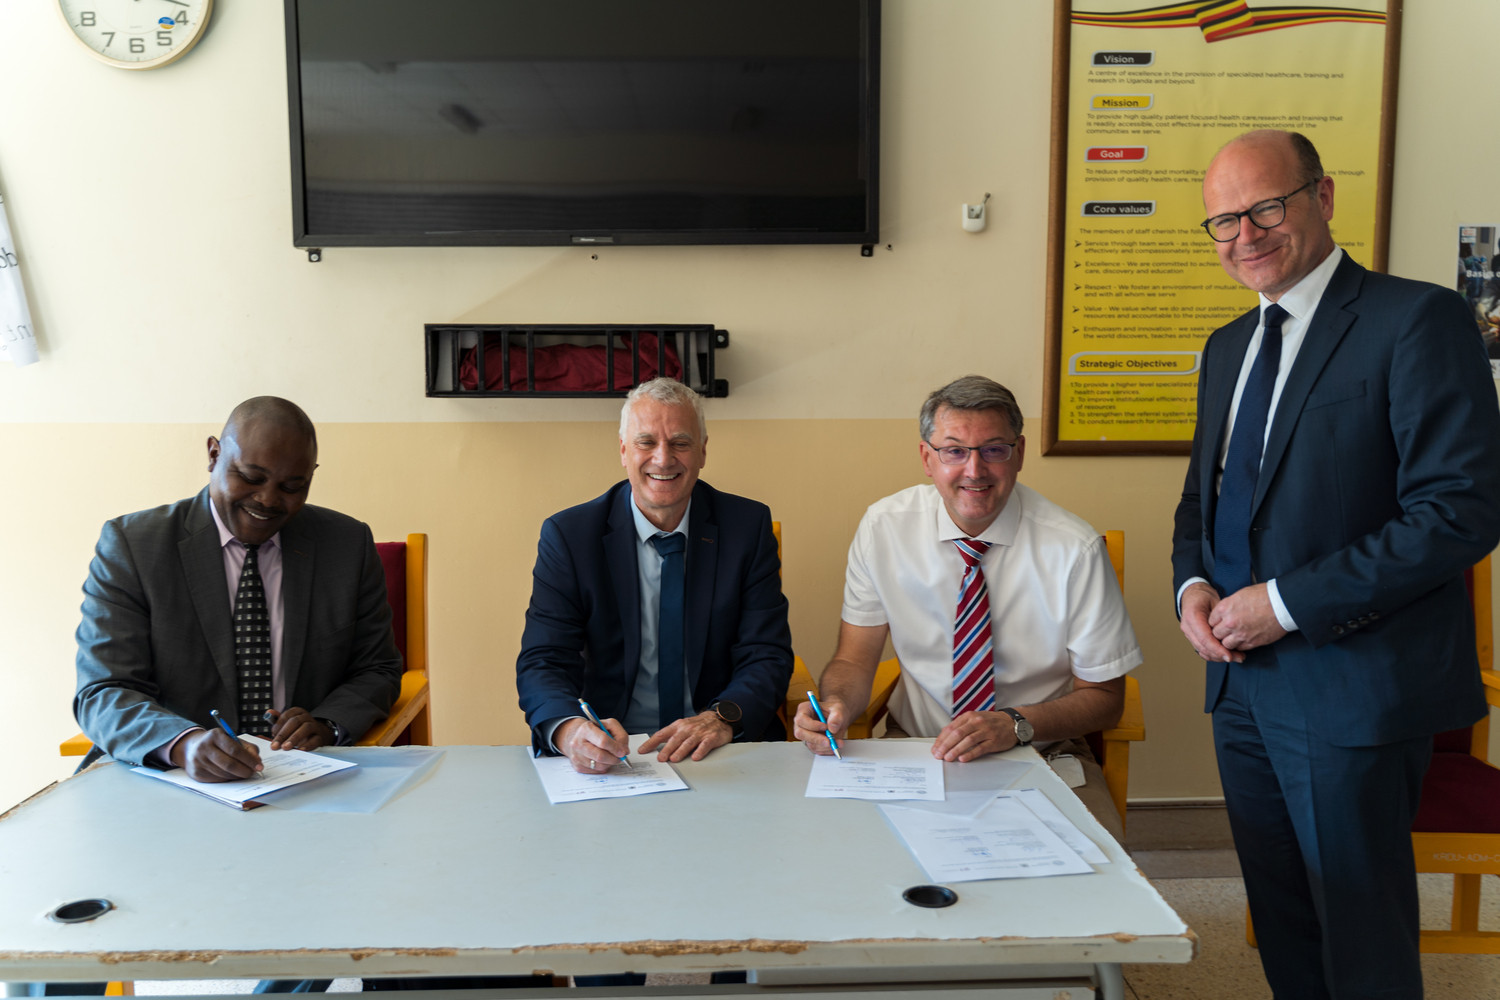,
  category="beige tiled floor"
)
[1124,806,1500,998]
[1122,872,1500,999]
